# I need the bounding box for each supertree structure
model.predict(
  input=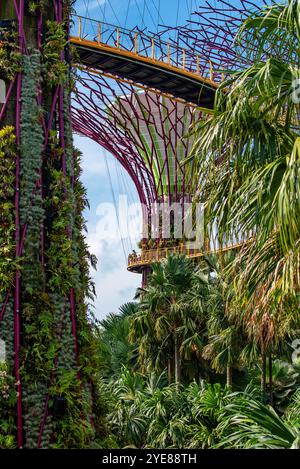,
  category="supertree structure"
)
[73,71,201,217]
[0,0,266,449]
[0,1,101,449]
[71,2,266,277]
[73,71,203,284]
